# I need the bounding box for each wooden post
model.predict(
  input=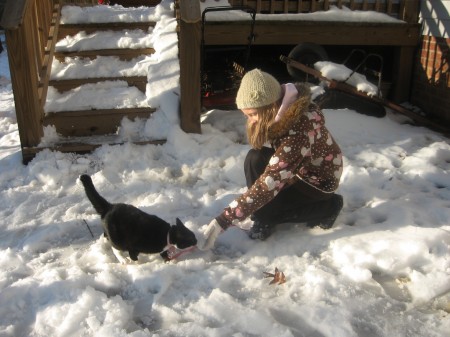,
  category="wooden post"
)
[0,0,29,29]
[391,0,419,103]
[178,0,201,133]
[391,46,415,103]
[401,0,420,24]
[6,2,44,151]
[38,1,61,109]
